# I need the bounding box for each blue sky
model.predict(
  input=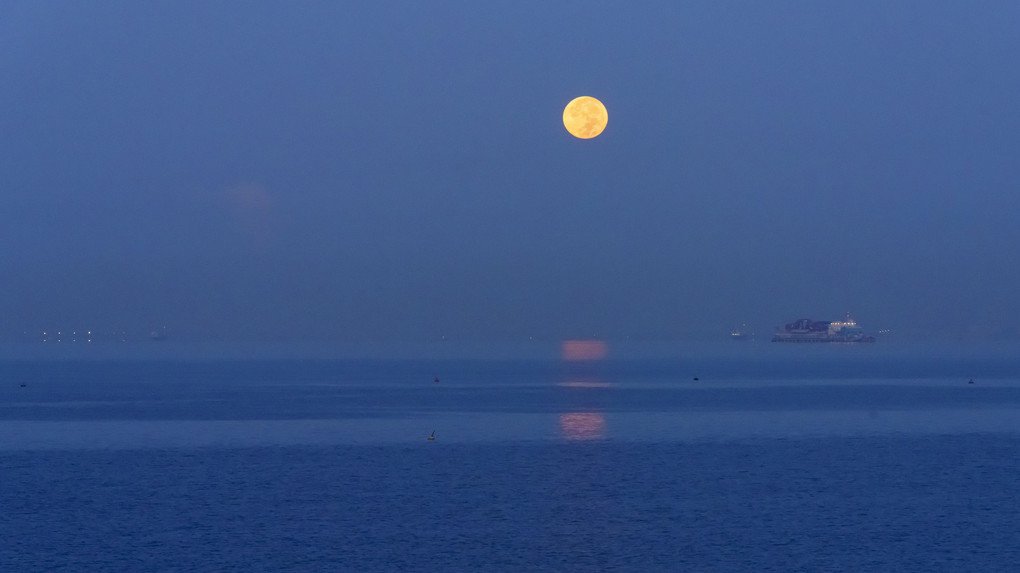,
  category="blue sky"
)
[2,1,1019,344]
